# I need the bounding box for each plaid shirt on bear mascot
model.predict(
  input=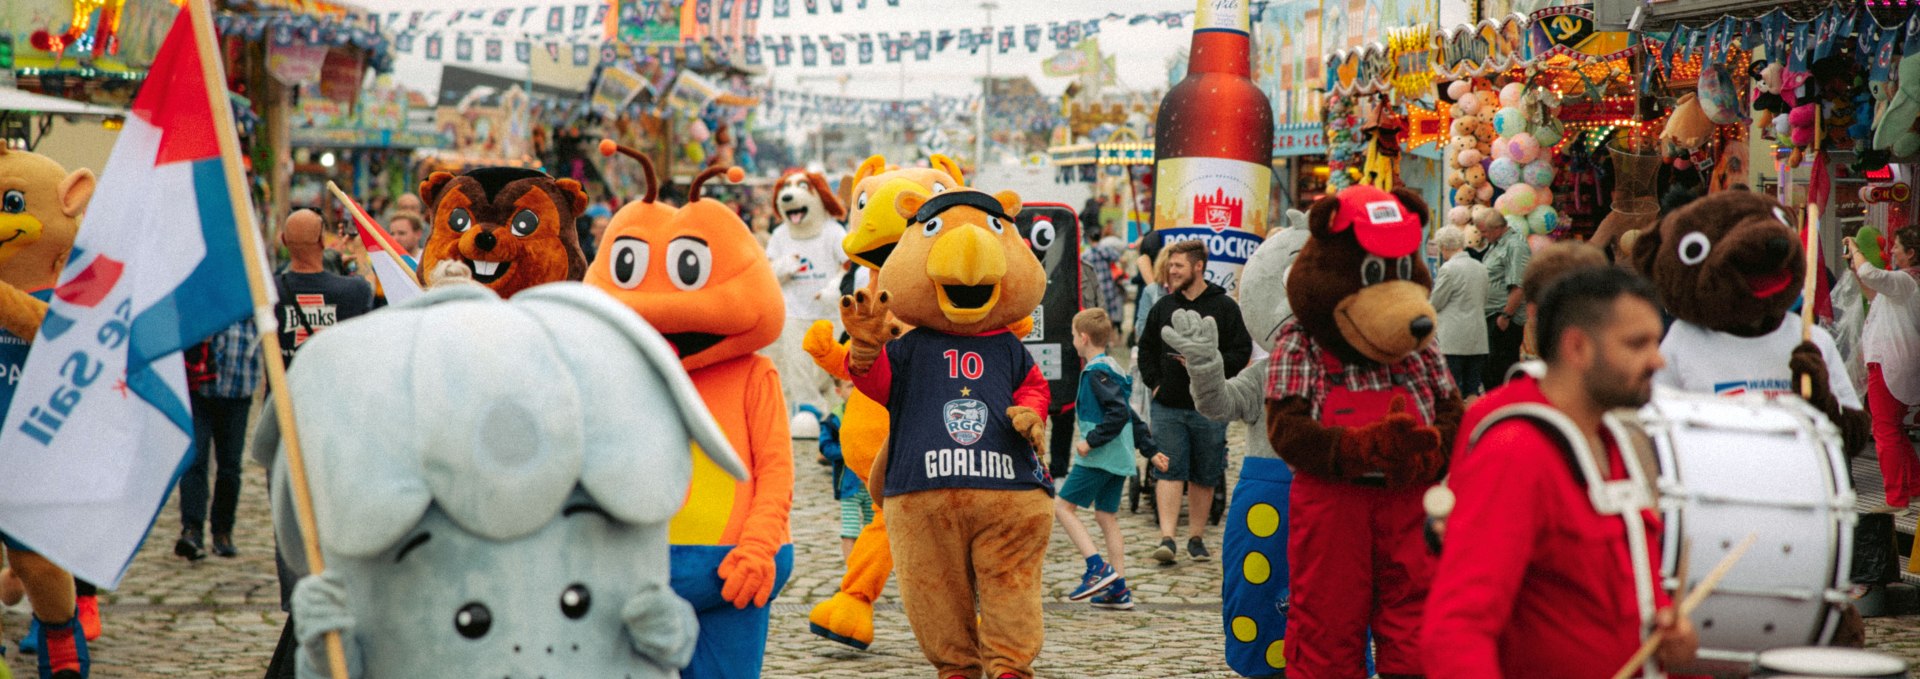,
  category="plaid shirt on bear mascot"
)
[841,188,1053,679]
[0,148,98,679]
[585,142,796,679]
[1262,185,1464,679]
